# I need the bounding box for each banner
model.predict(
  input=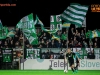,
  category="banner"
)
[21,59,100,70]
[50,15,62,30]
[62,22,70,28]
[24,48,41,59]
[2,48,13,62]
